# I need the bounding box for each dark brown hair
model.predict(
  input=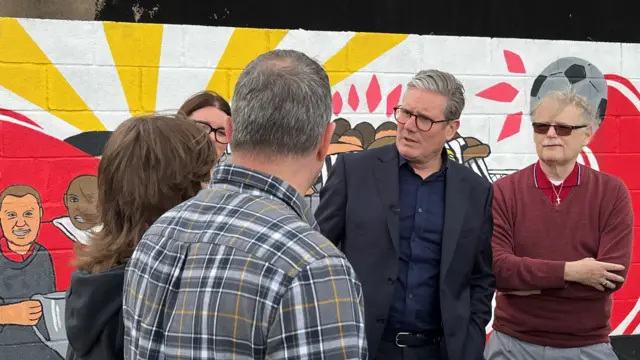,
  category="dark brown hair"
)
[73,114,217,274]
[178,90,231,117]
